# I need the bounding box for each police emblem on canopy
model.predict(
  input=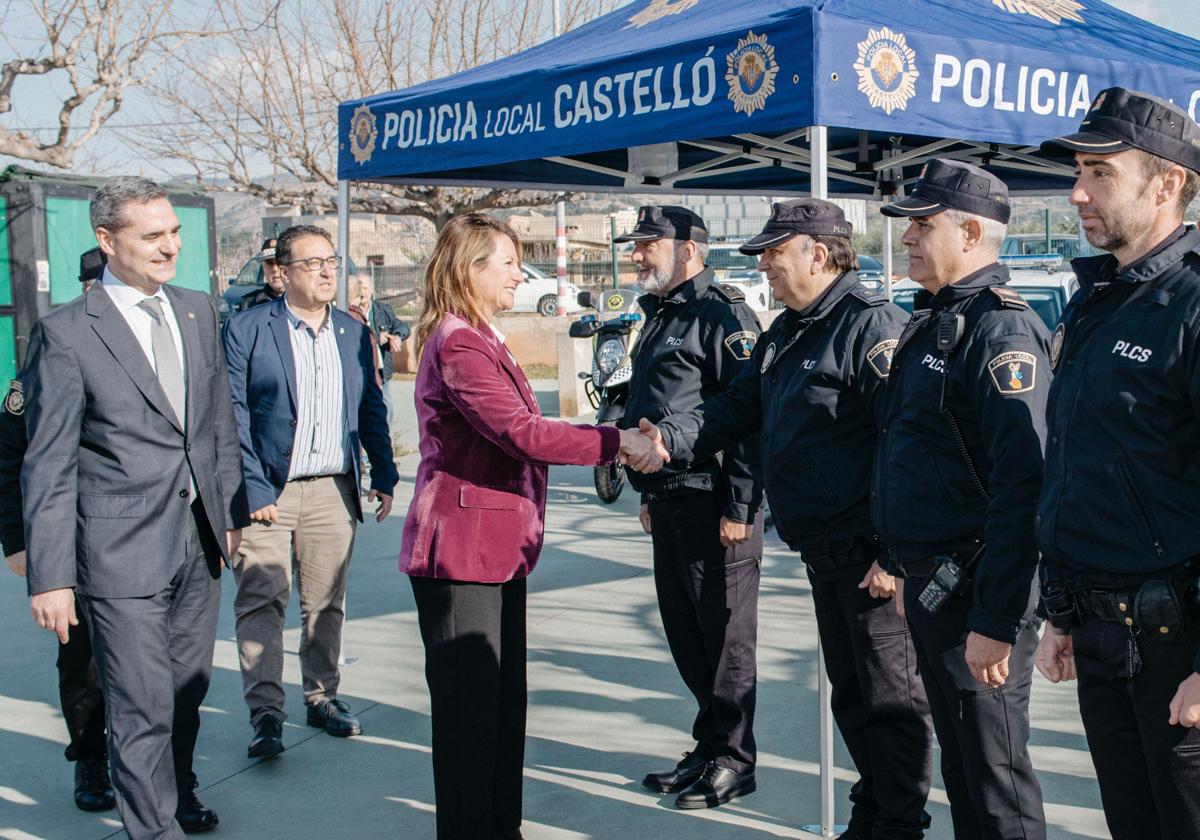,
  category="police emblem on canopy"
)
[724,331,757,361]
[988,350,1037,395]
[625,0,699,29]
[726,32,778,117]
[348,104,378,166]
[3,379,23,416]
[990,0,1084,25]
[853,27,919,116]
